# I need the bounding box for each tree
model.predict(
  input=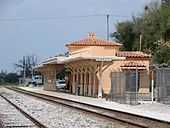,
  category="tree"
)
[139,3,162,53]
[162,0,170,6]
[0,71,19,85]
[111,21,136,51]
[0,70,7,84]
[154,42,170,64]
[160,5,170,42]
[4,73,19,84]
[15,55,38,78]
[111,1,170,65]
